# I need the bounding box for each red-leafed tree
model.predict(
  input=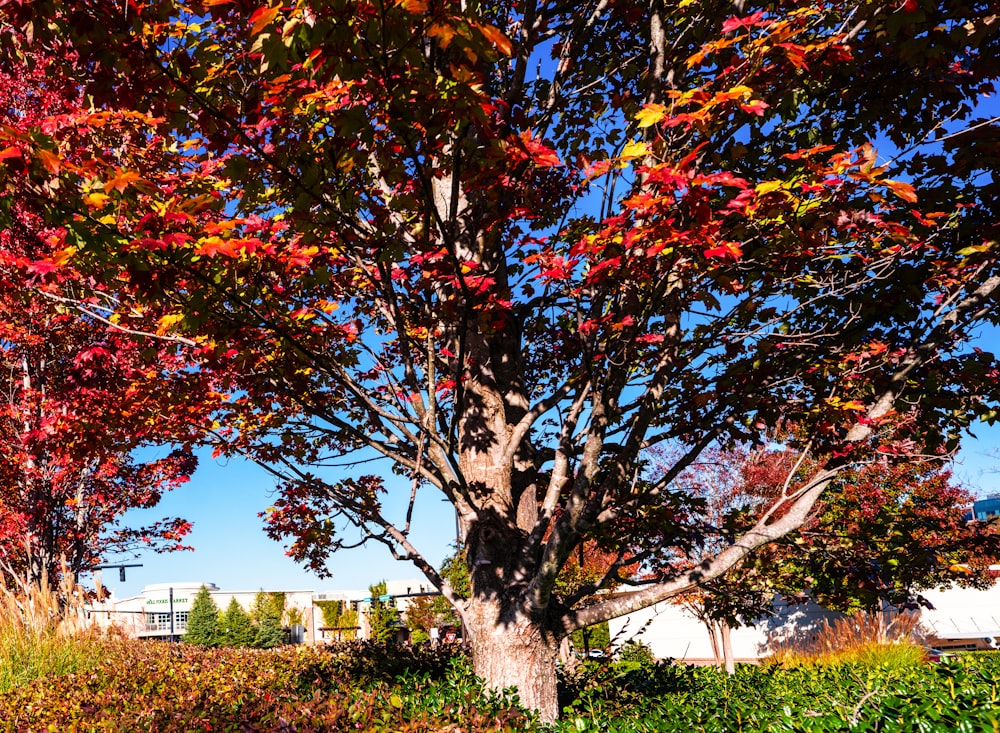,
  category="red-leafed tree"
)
[2,0,1000,719]
[651,445,998,671]
[0,57,206,590]
[0,297,200,589]
[759,461,999,614]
